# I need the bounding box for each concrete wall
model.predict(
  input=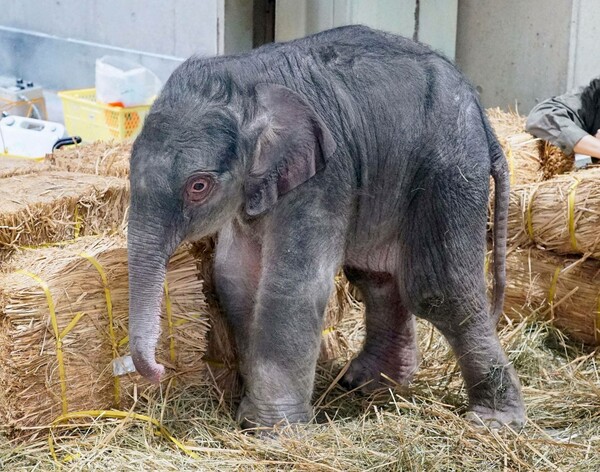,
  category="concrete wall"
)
[0,0,219,58]
[0,0,221,91]
[569,0,600,91]
[224,0,254,54]
[275,0,458,60]
[456,0,600,113]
